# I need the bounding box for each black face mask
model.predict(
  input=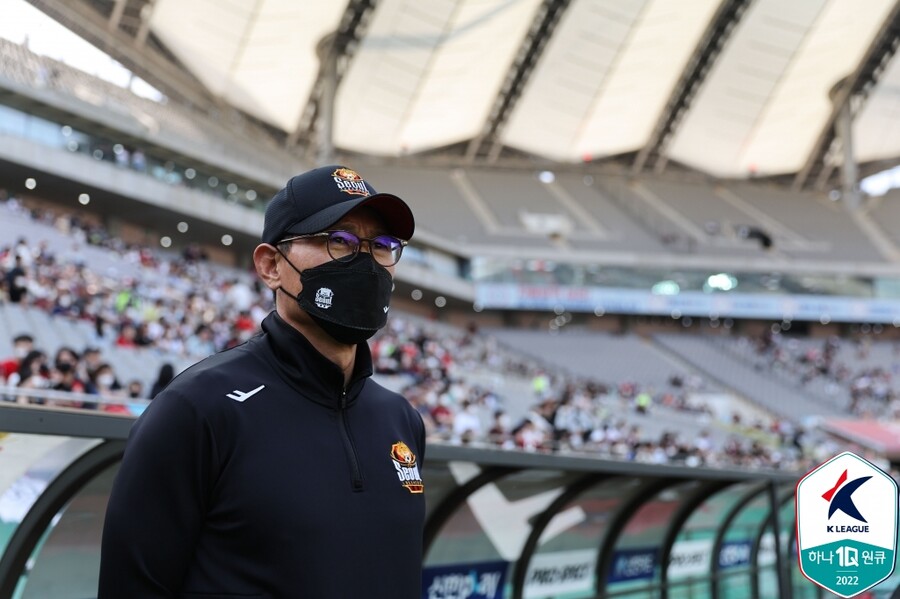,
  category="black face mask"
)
[278,251,393,345]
